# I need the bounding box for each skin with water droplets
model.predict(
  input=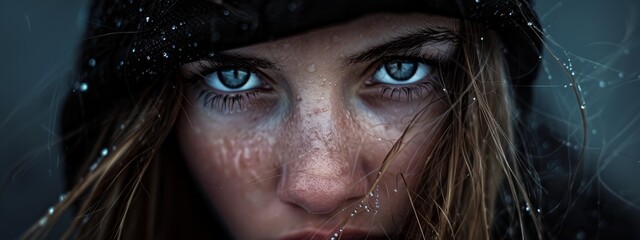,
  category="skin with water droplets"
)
[177,13,453,239]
